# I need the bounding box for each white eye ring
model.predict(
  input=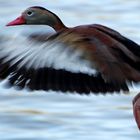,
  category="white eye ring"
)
[27,11,34,16]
